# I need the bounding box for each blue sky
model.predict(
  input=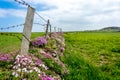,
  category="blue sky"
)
[0,0,120,32]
